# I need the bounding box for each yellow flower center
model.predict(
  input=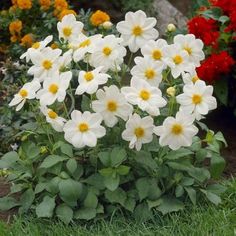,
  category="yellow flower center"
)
[48,110,58,119]
[135,127,145,138]
[79,39,91,48]
[152,49,162,60]
[107,100,117,112]
[32,42,40,49]
[84,72,94,82]
[192,76,199,83]
[184,46,192,55]
[171,124,183,135]
[173,55,183,65]
[139,89,150,101]
[132,26,143,36]
[42,60,52,70]
[103,46,112,56]
[192,94,202,105]
[48,83,59,94]
[78,122,89,132]
[63,27,72,37]
[19,89,28,98]
[145,69,156,80]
